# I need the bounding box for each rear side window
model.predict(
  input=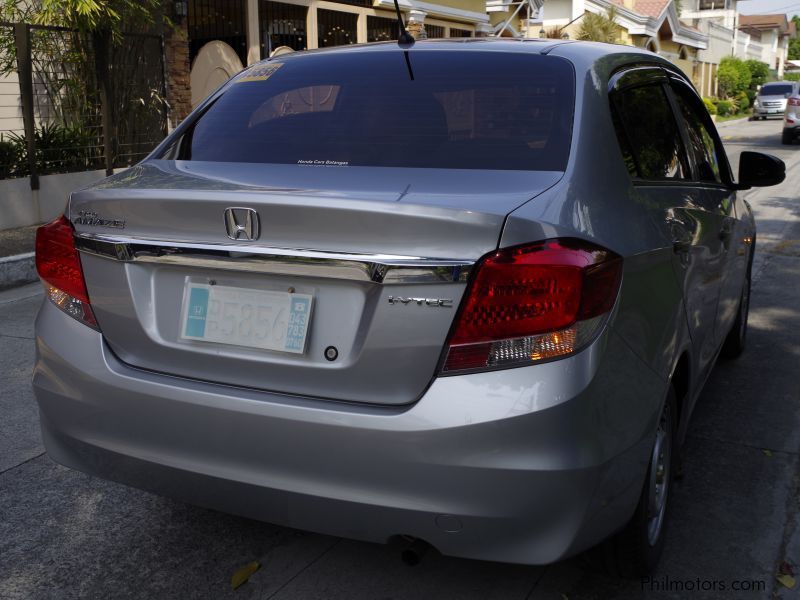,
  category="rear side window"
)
[759,84,793,96]
[671,84,722,183]
[610,84,688,180]
[165,51,575,171]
